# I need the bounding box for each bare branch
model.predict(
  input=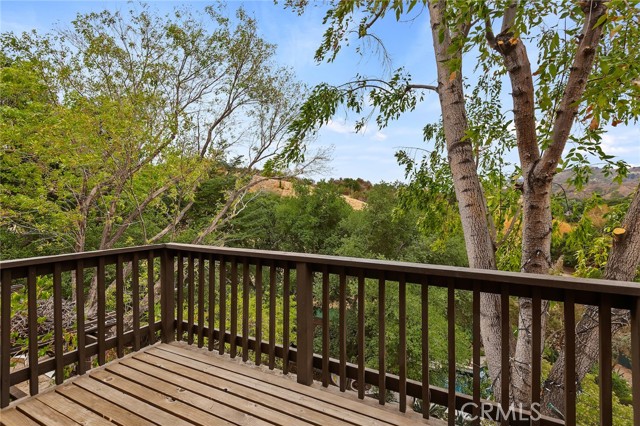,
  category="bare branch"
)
[105,177,180,248]
[406,83,438,92]
[485,15,497,49]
